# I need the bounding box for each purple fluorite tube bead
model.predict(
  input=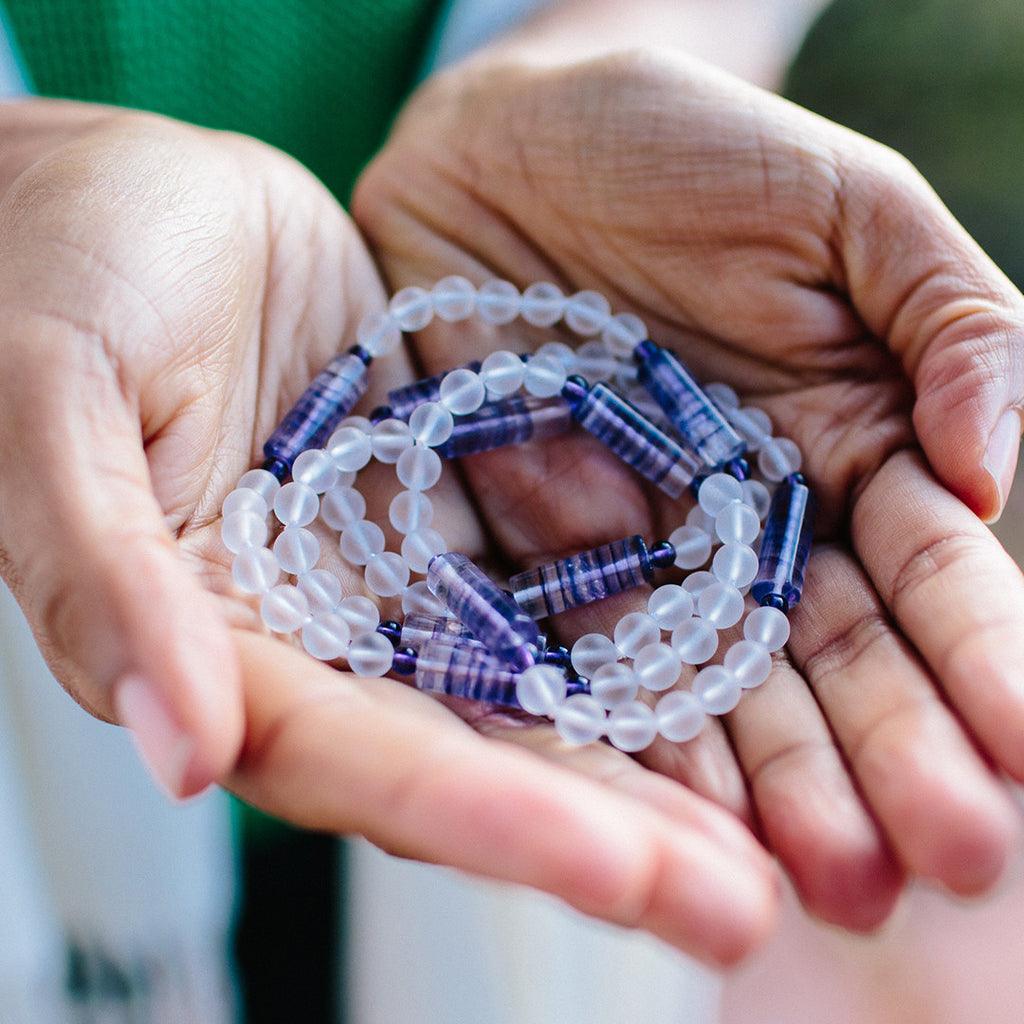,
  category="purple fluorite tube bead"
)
[634,341,745,469]
[562,378,700,498]
[400,613,482,652]
[437,396,572,459]
[510,535,654,620]
[427,553,540,671]
[751,476,815,609]
[386,361,482,421]
[262,351,368,469]
[414,636,523,706]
